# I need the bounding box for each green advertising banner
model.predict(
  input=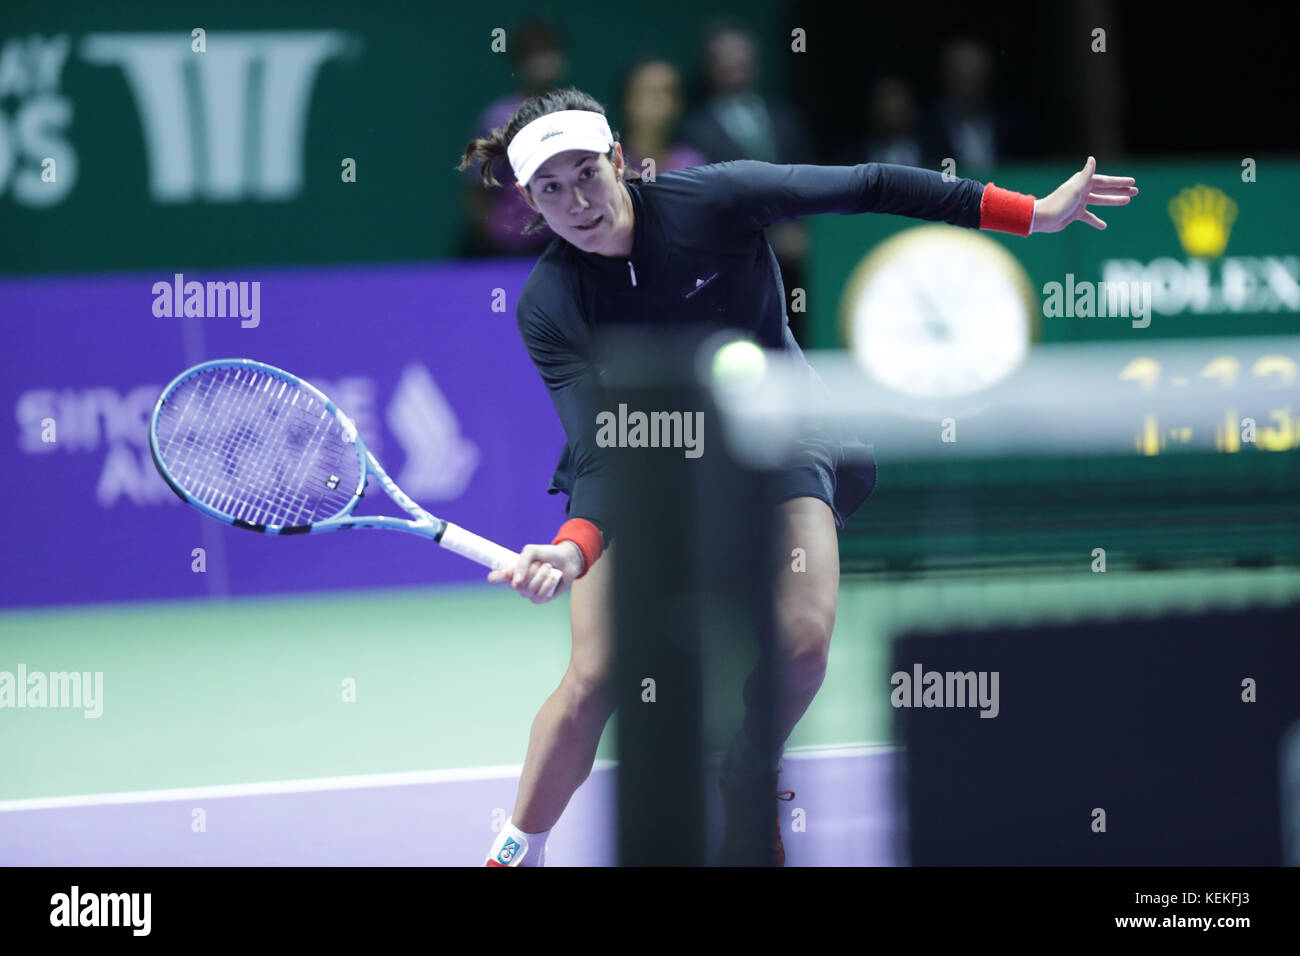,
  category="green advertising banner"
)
[0,0,778,275]
[807,161,1299,570]
[809,161,1300,348]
